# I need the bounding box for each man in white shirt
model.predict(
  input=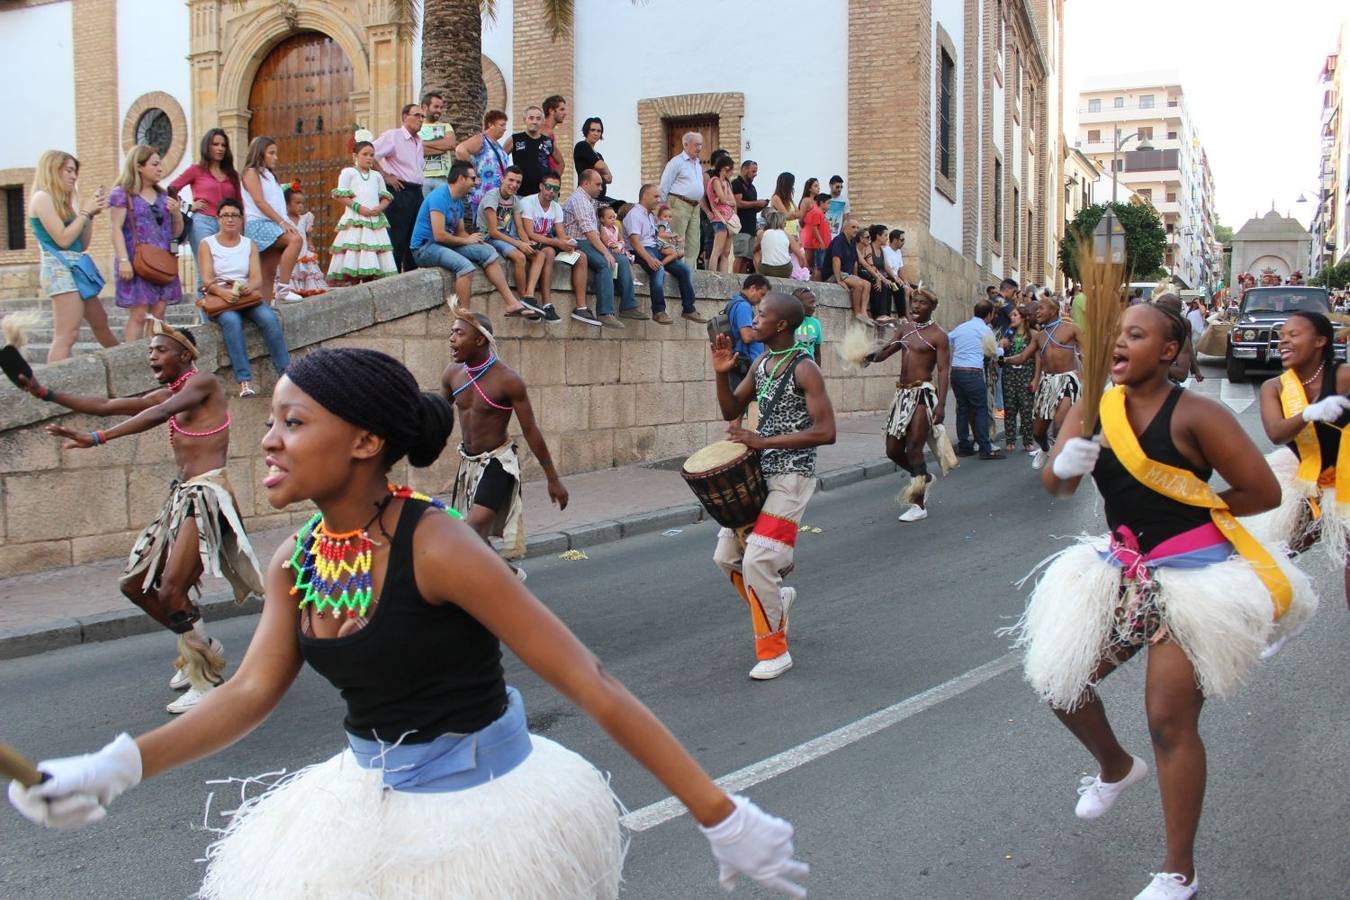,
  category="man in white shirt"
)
[881,229,911,317]
[1185,300,1207,340]
[658,132,705,265]
[946,300,1004,459]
